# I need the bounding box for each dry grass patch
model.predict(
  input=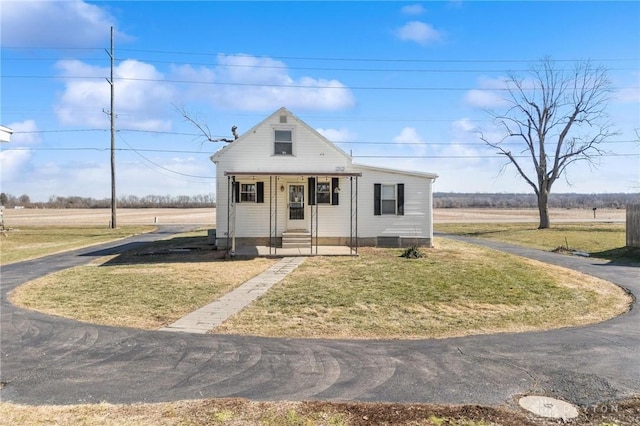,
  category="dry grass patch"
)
[3,397,640,425]
[0,399,543,426]
[0,226,154,265]
[215,240,631,339]
[435,222,629,255]
[10,249,276,329]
